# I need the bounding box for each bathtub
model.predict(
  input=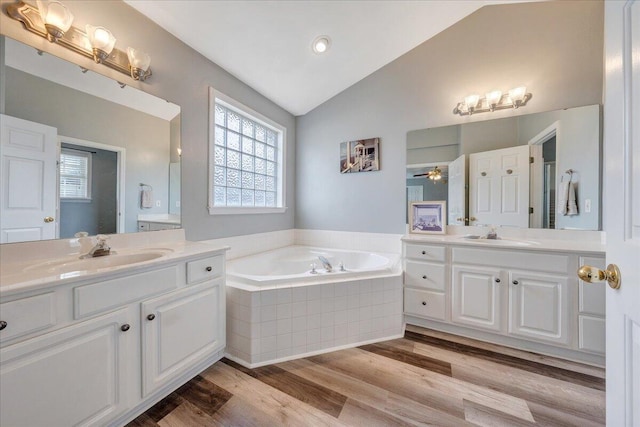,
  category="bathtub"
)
[226,245,400,289]
[224,245,404,367]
